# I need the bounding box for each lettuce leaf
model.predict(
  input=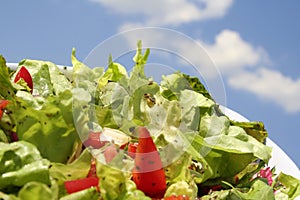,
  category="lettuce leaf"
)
[16,59,72,96]
[96,162,150,200]
[18,182,54,200]
[0,141,51,190]
[13,89,80,163]
[60,188,99,200]
[200,179,275,200]
[0,55,16,100]
[184,110,271,183]
[274,173,300,199]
